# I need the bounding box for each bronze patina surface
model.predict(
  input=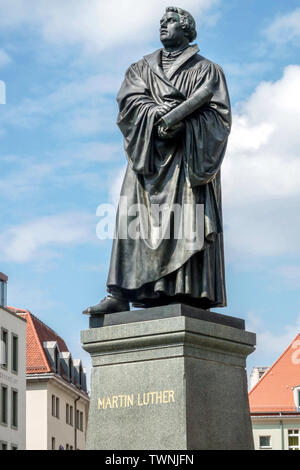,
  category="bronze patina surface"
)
[84,7,231,315]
